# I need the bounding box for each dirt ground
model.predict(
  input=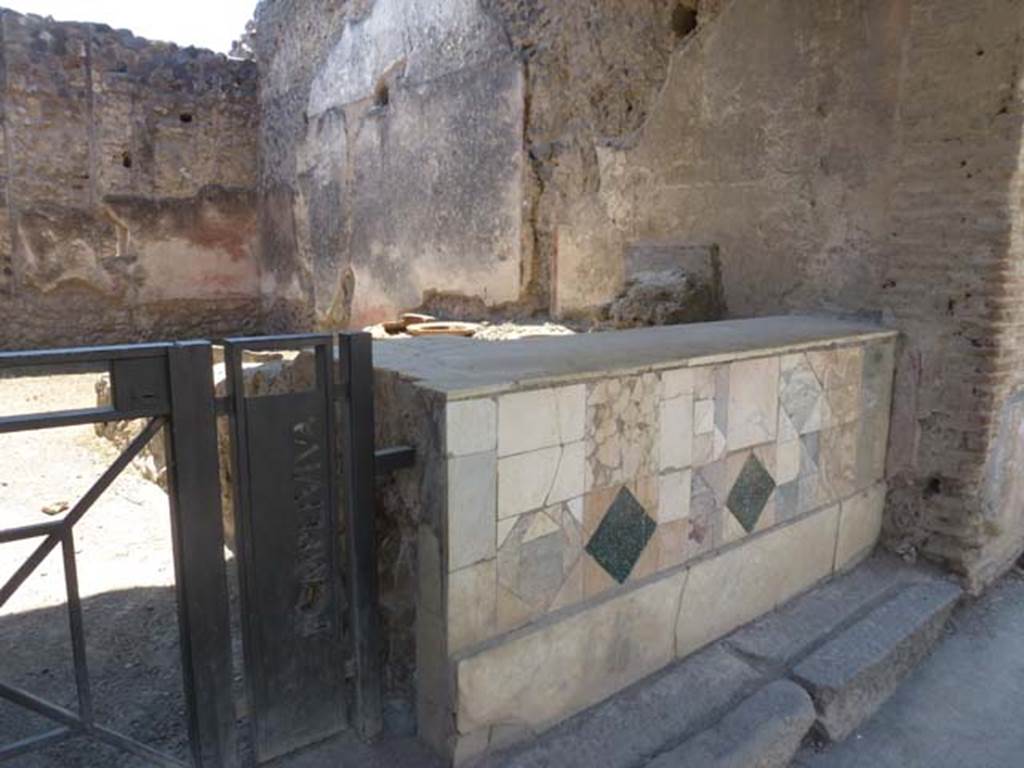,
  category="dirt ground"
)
[0,369,190,766]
